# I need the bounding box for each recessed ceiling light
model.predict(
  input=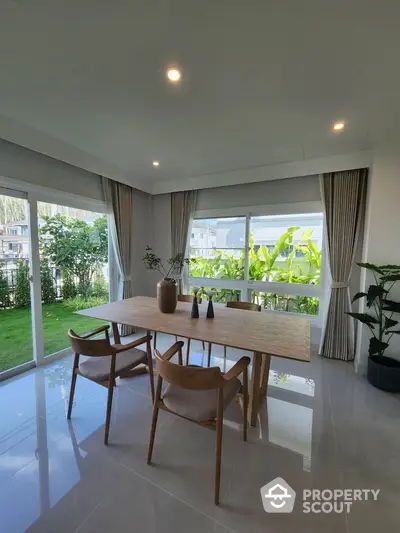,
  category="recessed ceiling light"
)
[333,122,345,131]
[152,161,160,167]
[166,67,182,83]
